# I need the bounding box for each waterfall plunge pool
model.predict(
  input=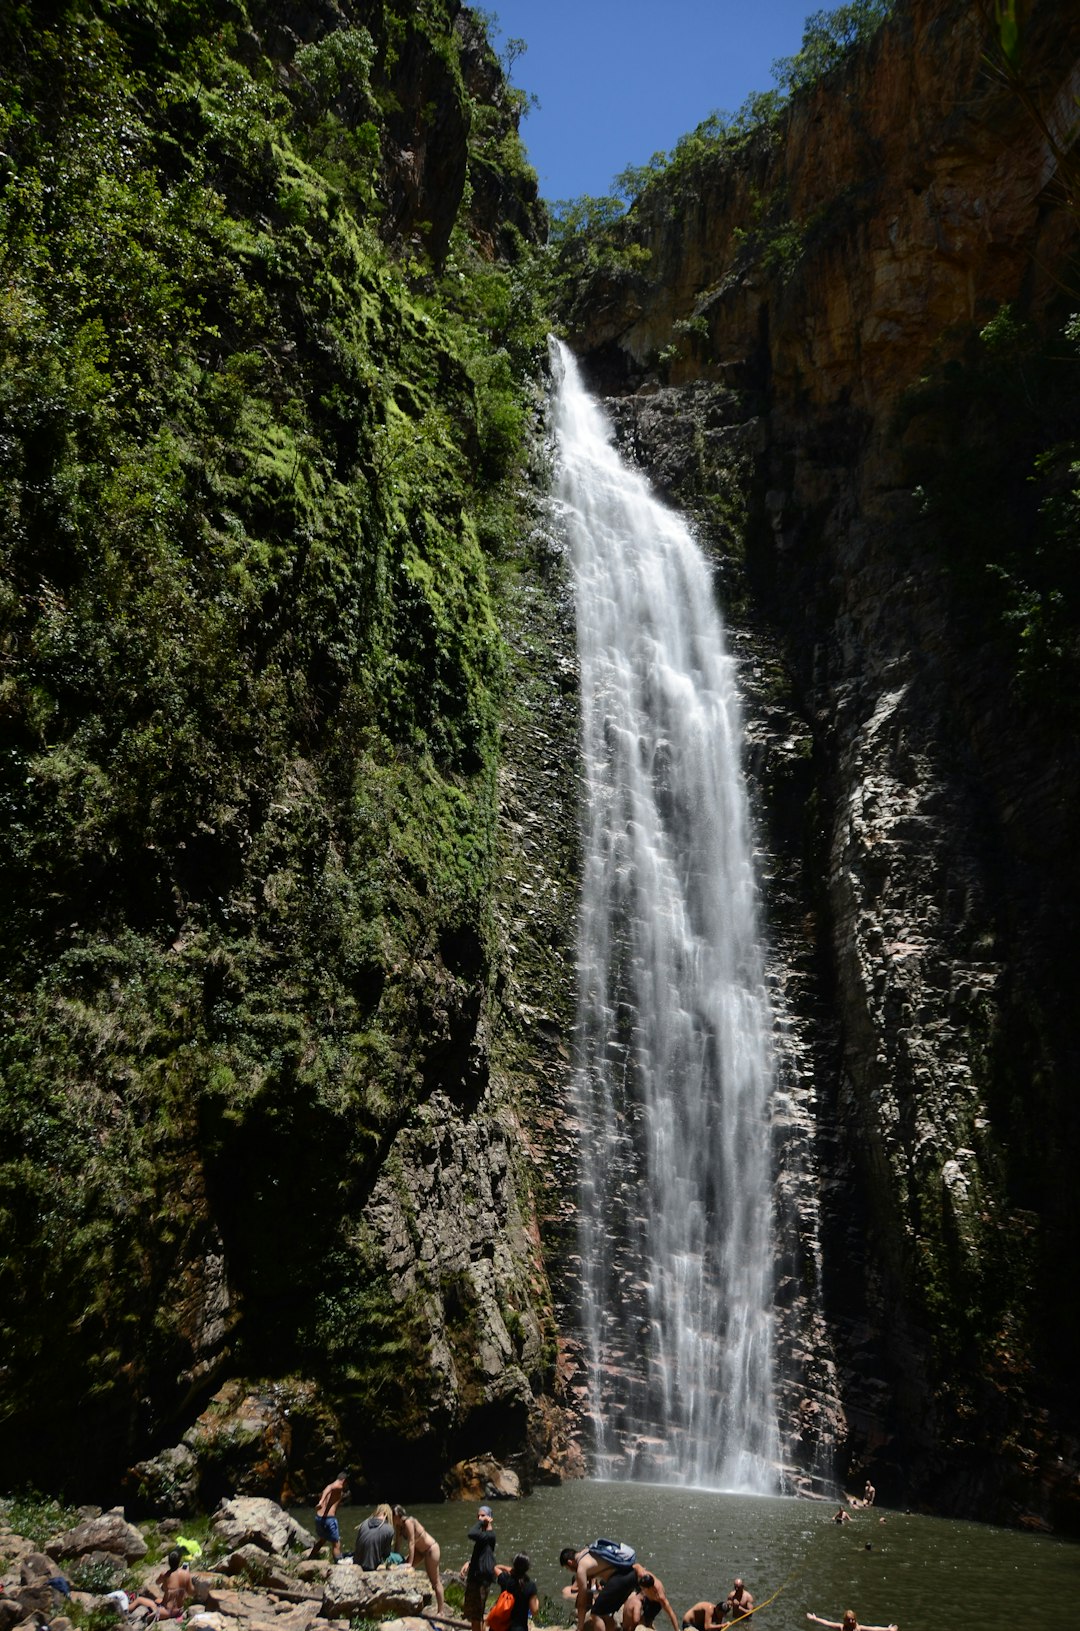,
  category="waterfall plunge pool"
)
[296,1482,1080,1631]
